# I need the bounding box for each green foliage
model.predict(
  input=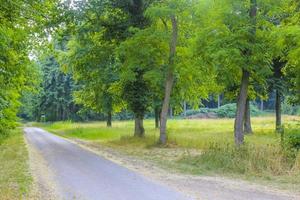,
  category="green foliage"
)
[34,56,82,121]
[270,0,300,104]
[61,0,154,122]
[214,104,237,118]
[282,100,300,116]
[215,103,261,118]
[117,26,167,118]
[285,124,300,150]
[286,134,300,150]
[183,103,262,118]
[191,0,276,102]
[184,108,210,116]
[0,0,49,132]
